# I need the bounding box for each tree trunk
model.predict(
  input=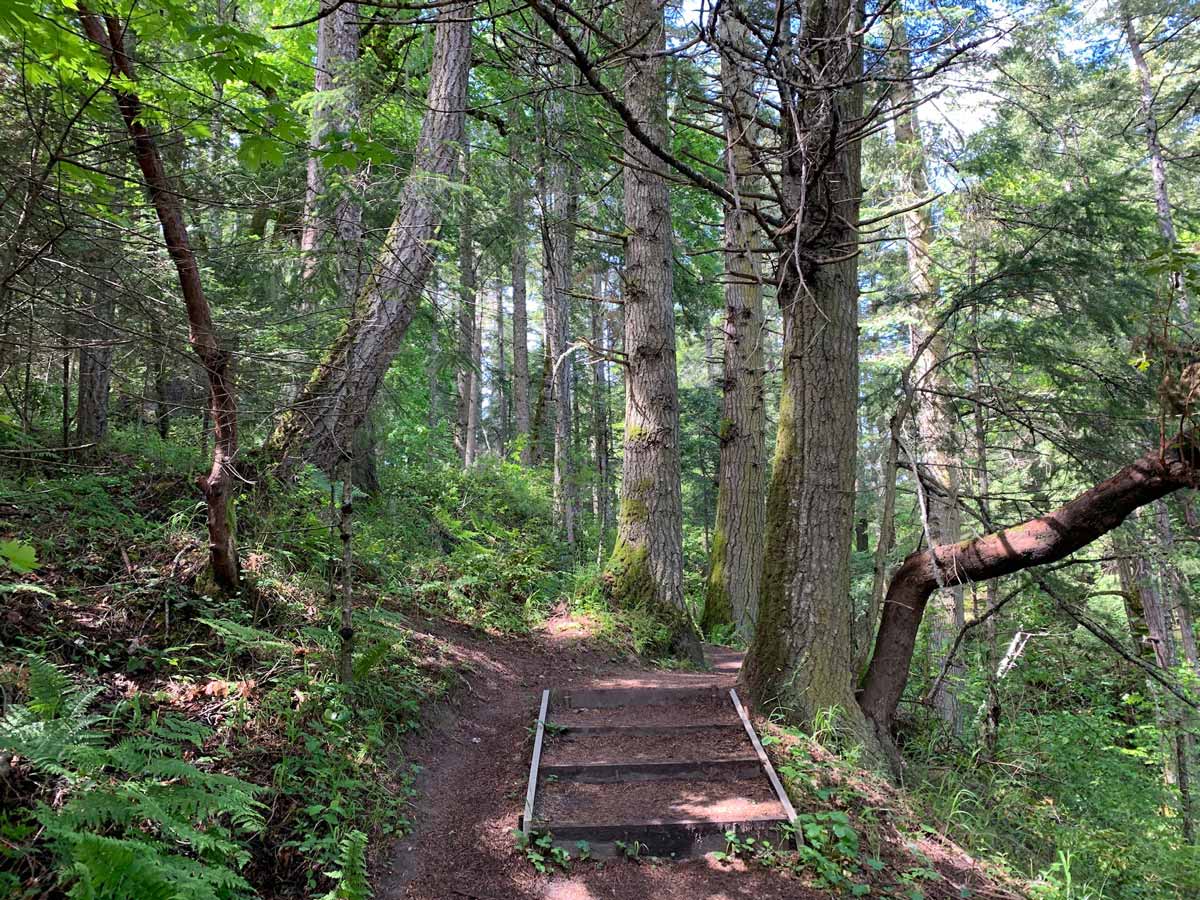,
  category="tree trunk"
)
[971,315,1003,758]
[1123,7,1179,251]
[60,328,71,450]
[1147,504,1199,841]
[300,0,362,294]
[509,105,532,465]
[591,271,611,551]
[862,412,902,674]
[741,0,866,730]
[147,311,171,438]
[456,169,479,467]
[494,283,508,457]
[269,2,474,475]
[542,100,577,546]
[80,7,239,592]
[860,429,1200,745]
[891,12,964,735]
[530,344,551,465]
[352,410,380,494]
[605,0,698,662]
[428,276,443,431]
[466,281,482,465]
[338,426,355,685]
[703,3,766,642]
[75,260,115,446]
